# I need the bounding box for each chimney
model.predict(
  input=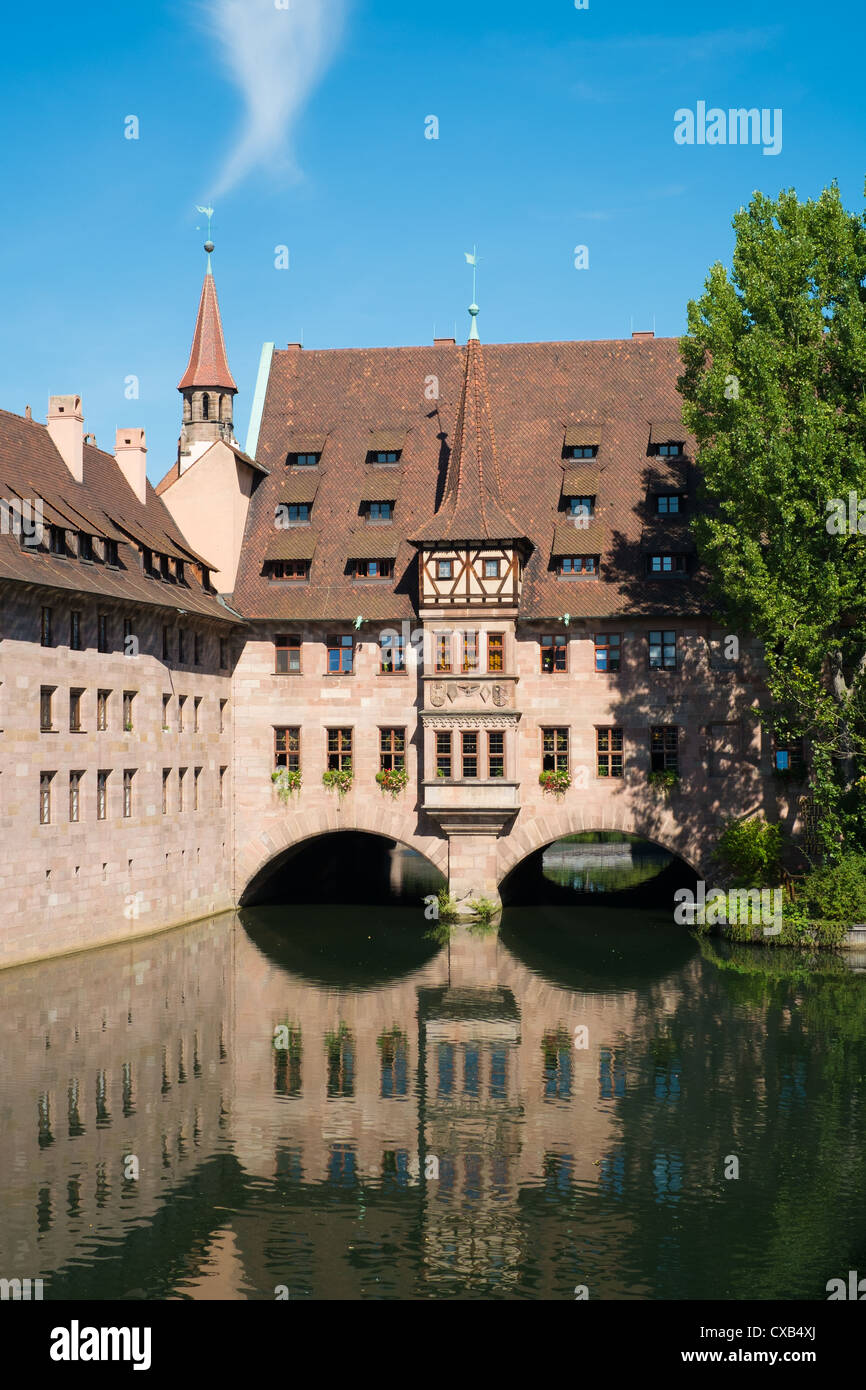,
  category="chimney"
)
[434,337,456,346]
[47,395,84,482]
[632,330,654,340]
[115,427,148,505]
